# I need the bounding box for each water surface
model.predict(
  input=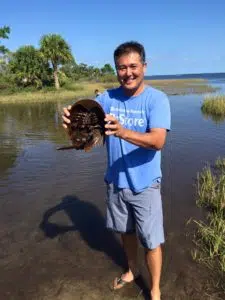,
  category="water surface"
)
[0,82,225,299]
